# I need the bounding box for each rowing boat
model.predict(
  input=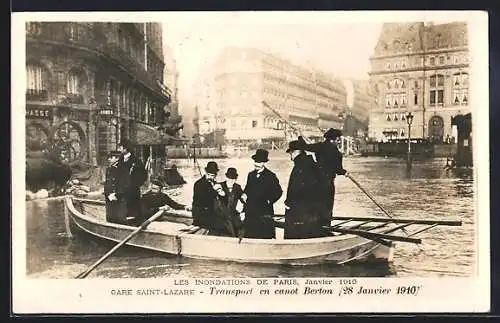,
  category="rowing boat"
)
[65,196,461,266]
